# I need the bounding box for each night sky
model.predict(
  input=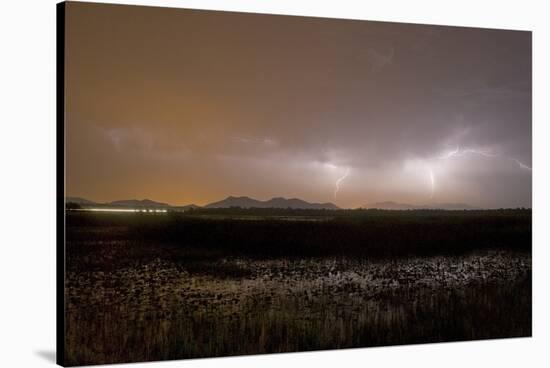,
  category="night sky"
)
[65,2,531,208]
